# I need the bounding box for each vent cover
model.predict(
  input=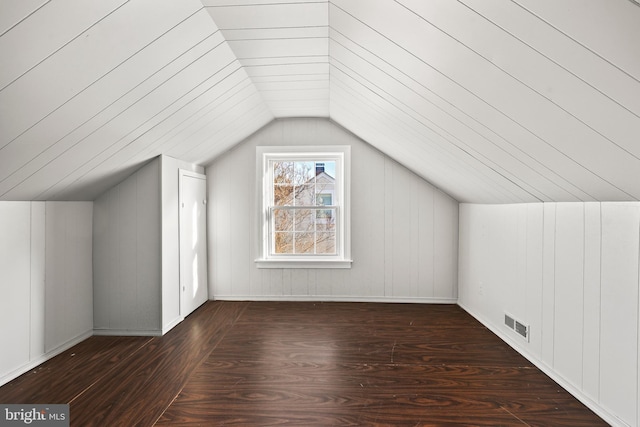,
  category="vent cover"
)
[504,313,529,342]
[515,321,528,339]
[504,314,515,329]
